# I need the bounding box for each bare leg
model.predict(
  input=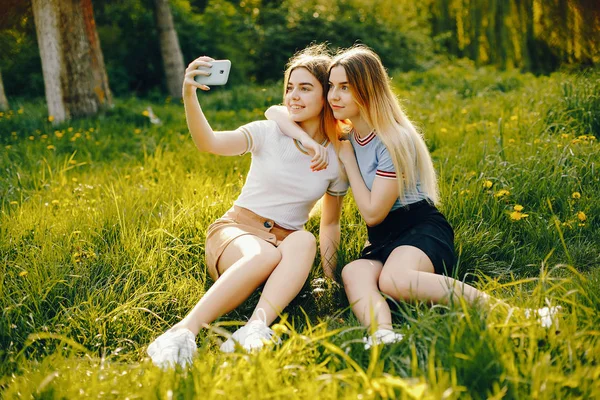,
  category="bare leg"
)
[174,235,282,335]
[249,231,317,324]
[378,245,490,305]
[341,258,392,330]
